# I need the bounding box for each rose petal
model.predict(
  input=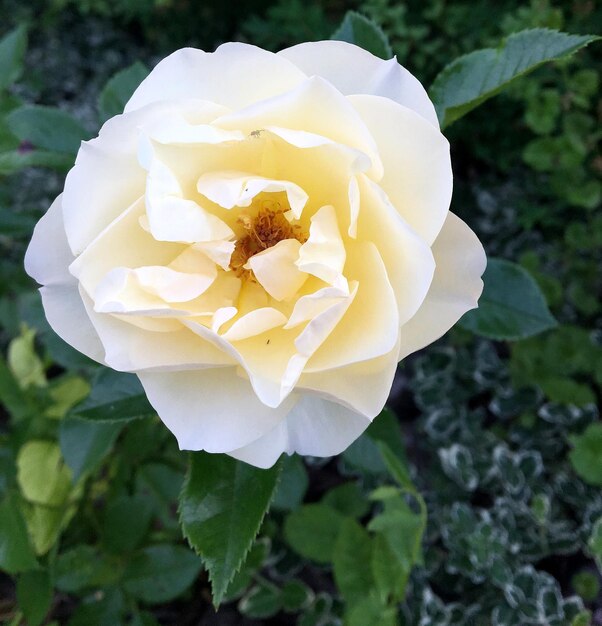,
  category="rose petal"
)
[81,291,233,371]
[145,155,234,243]
[298,337,400,418]
[197,171,309,219]
[305,241,399,372]
[350,94,452,245]
[221,307,288,341]
[357,175,435,326]
[278,40,439,127]
[125,43,307,113]
[228,395,370,468]
[24,196,105,363]
[398,212,486,360]
[138,367,296,452]
[296,205,346,287]
[246,239,307,301]
[70,198,183,299]
[215,76,383,180]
